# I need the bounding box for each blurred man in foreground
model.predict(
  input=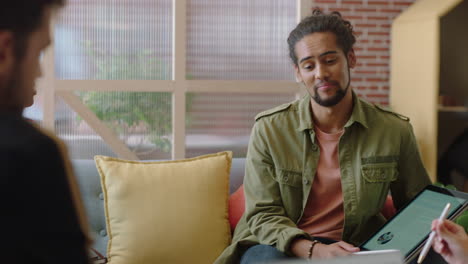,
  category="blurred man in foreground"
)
[0,1,90,263]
